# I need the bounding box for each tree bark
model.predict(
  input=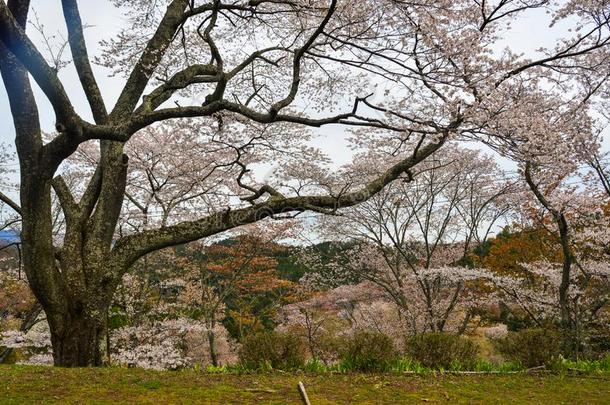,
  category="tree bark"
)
[524,163,573,330]
[556,213,573,330]
[48,304,108,367]
[207,328,218,367]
